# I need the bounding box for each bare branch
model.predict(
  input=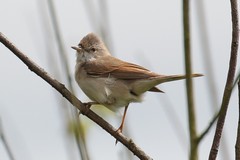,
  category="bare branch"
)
[235,79,240,159]
[209,0,239,159]
[0,32,153,160]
